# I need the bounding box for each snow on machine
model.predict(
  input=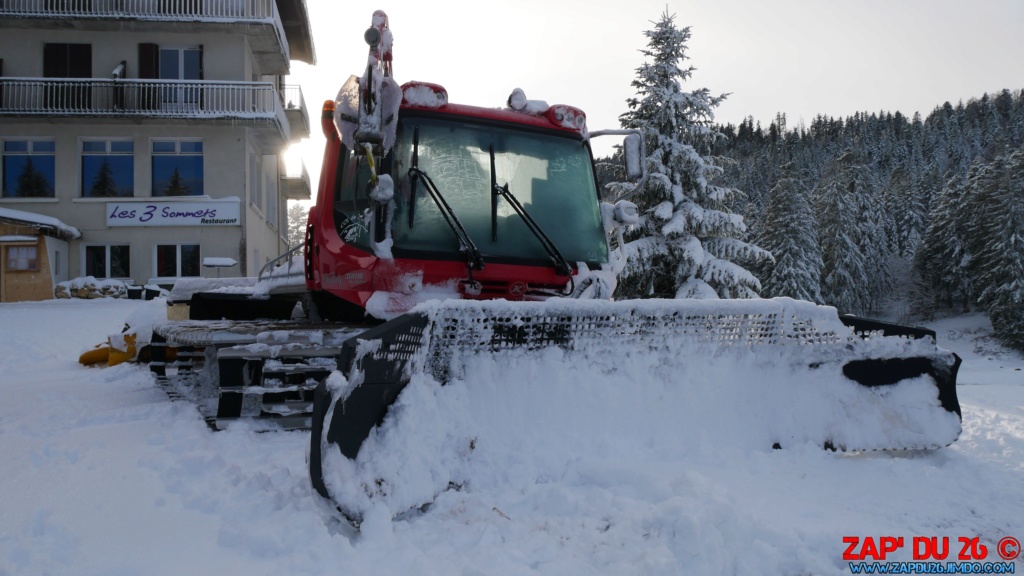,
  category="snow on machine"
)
[144,11,961,527]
